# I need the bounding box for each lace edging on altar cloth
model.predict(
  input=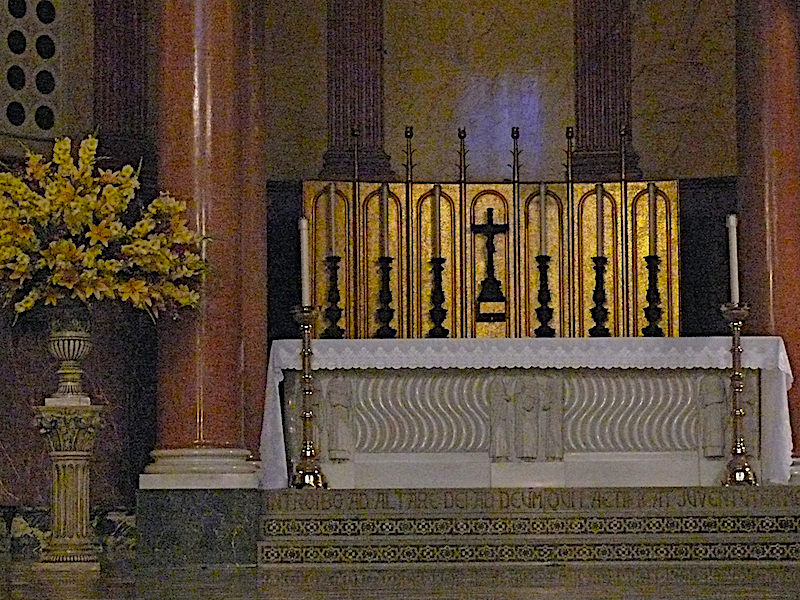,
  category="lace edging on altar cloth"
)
[268,337,792,382]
